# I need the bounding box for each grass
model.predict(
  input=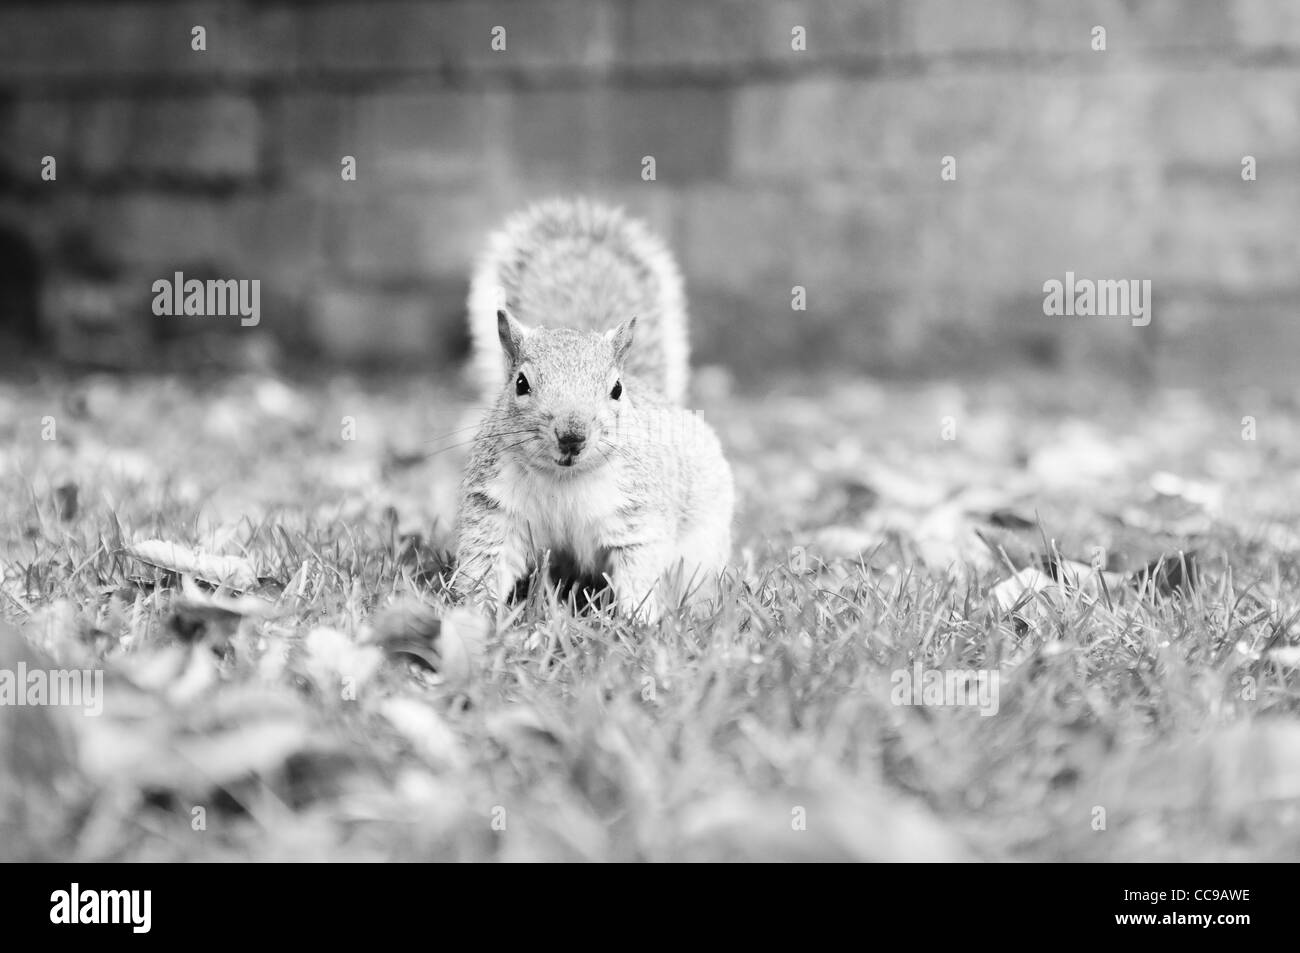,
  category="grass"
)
[3,367,1300,861]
